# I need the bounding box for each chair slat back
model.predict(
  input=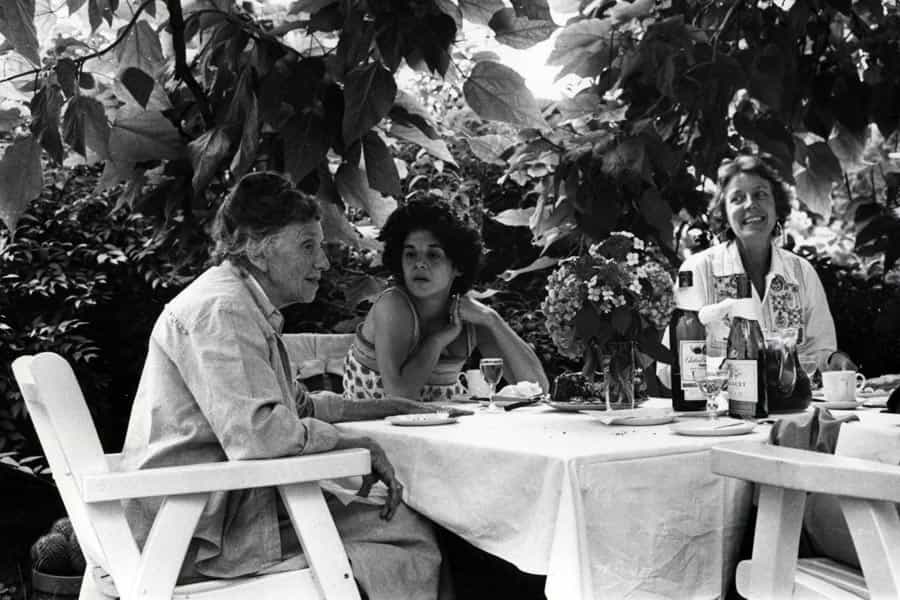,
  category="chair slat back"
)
[283,333,354,378]
[12,355,105,568]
